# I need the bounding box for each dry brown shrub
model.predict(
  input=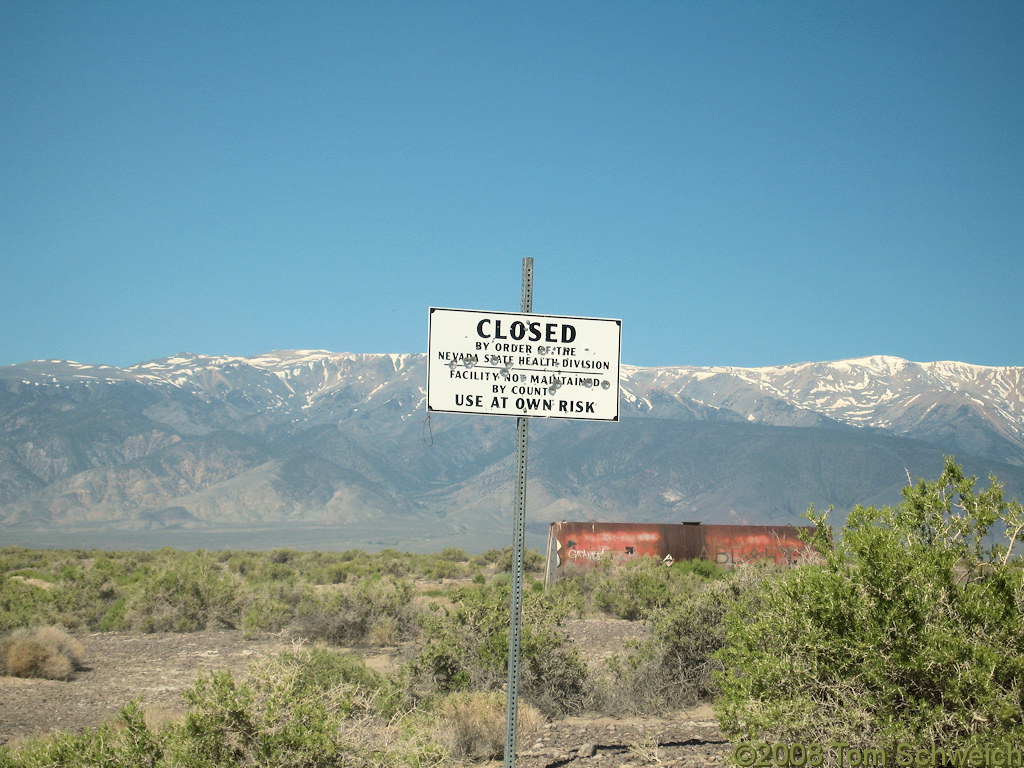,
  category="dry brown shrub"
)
[143,703,188,733]
[437,691,545,761]
[32,625,85,668]
[0,626,85,680]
